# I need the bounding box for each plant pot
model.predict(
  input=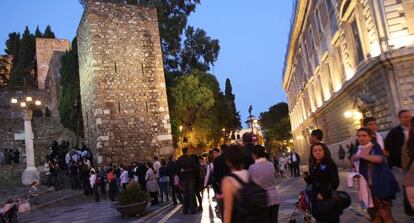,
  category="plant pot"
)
[112,200,149,217]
